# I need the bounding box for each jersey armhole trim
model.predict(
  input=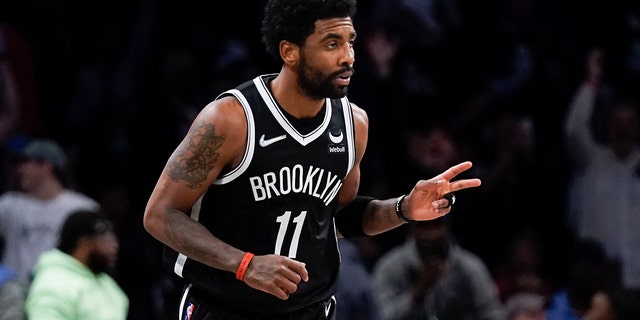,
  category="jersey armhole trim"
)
[173,196,204,277]
[214,89,255,185]
[341,97,356,176]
